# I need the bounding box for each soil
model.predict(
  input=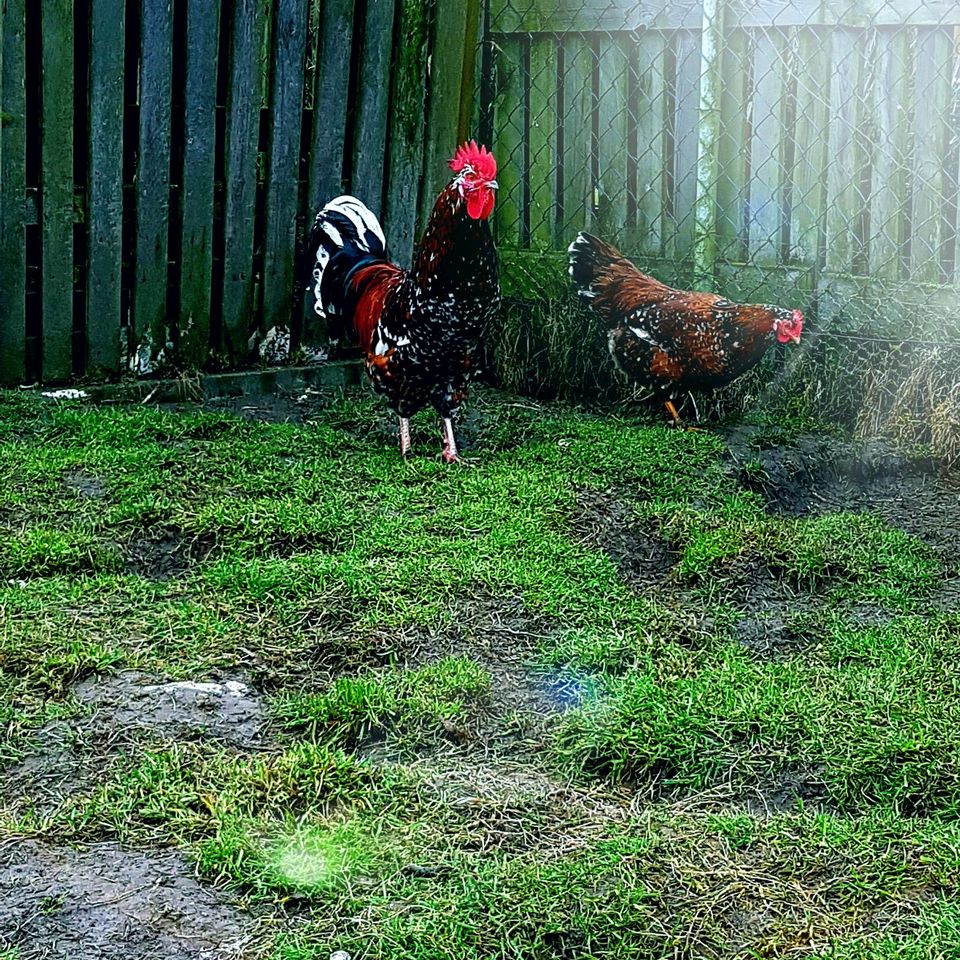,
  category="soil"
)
[572,488,675,591]
[2,673,266,813]
[0,841,251,959]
